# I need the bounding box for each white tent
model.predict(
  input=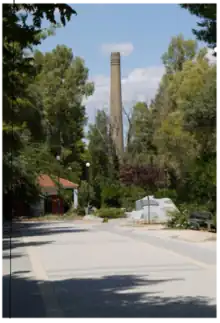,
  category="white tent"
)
[127,195,179,223]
